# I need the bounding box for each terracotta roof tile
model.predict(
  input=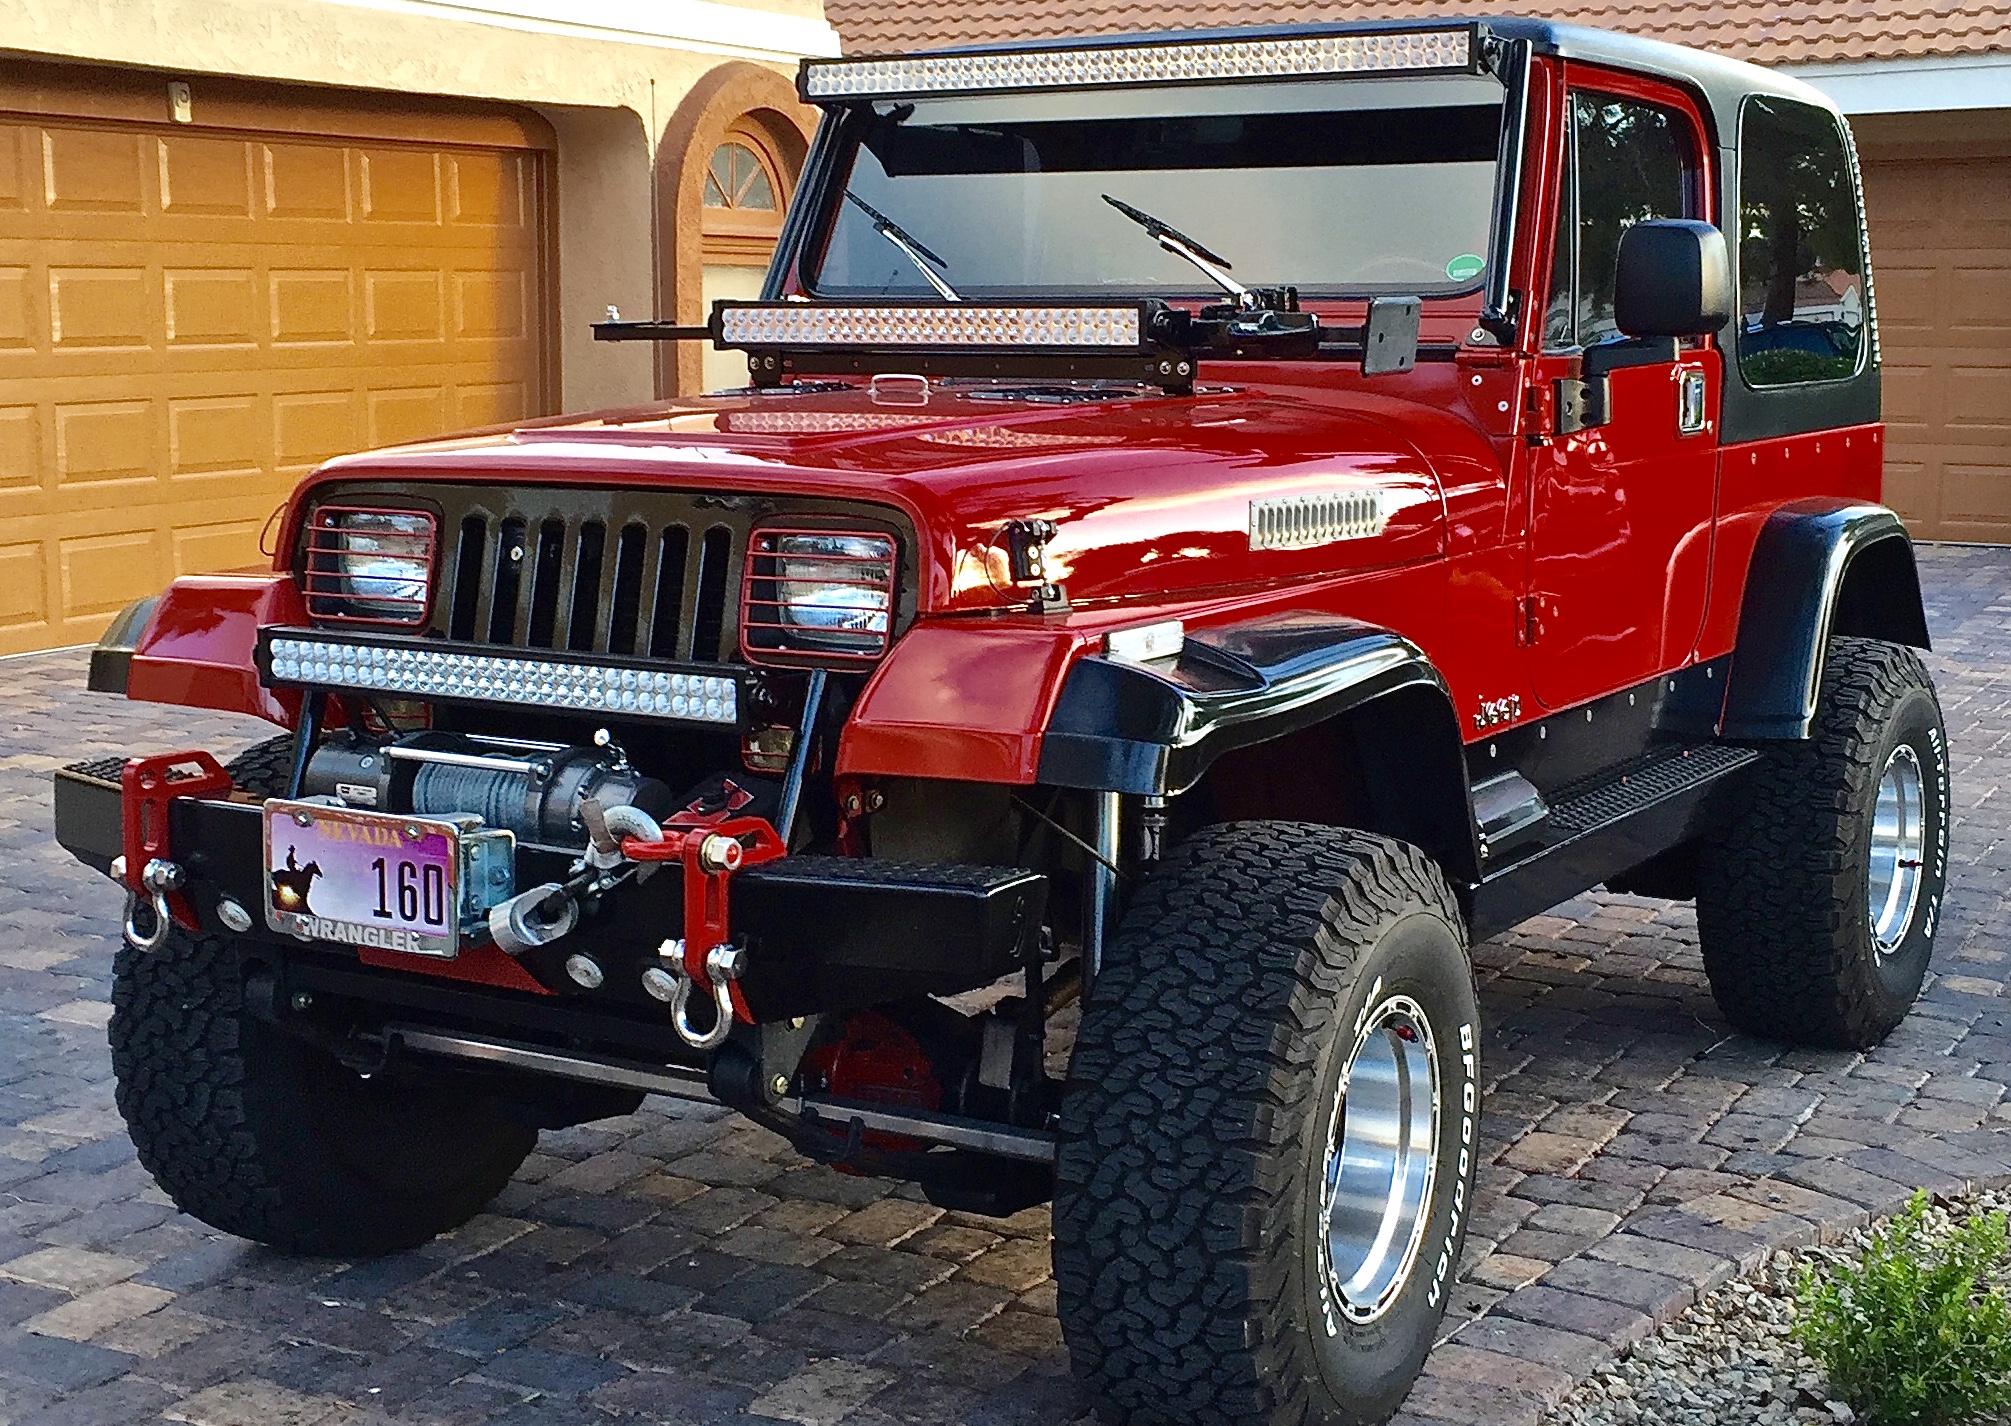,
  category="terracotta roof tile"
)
[822,0,2011,69]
